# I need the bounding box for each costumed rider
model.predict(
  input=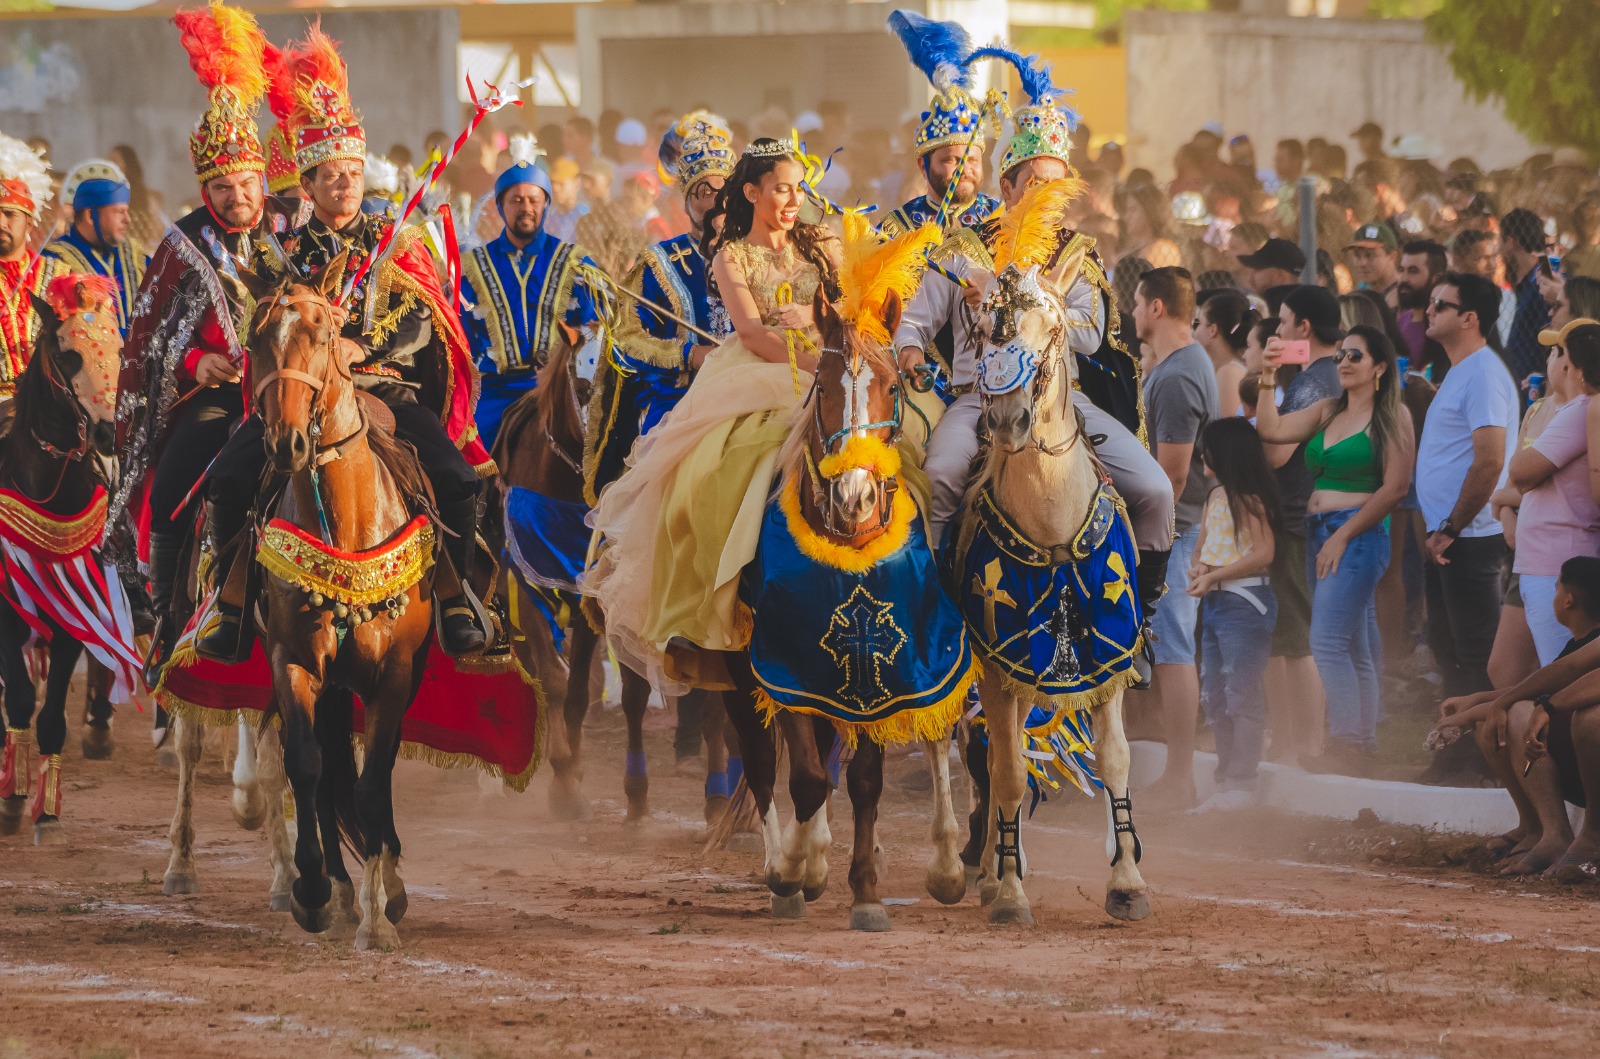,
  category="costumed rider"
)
[119,0,278,678]
[459,134,602,453]
[0,133,61,408]
[197,23,494,661]
[262,123,312,232]
[41,159,147,338]
[891,22,1174,684]
[586,111,736,503]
